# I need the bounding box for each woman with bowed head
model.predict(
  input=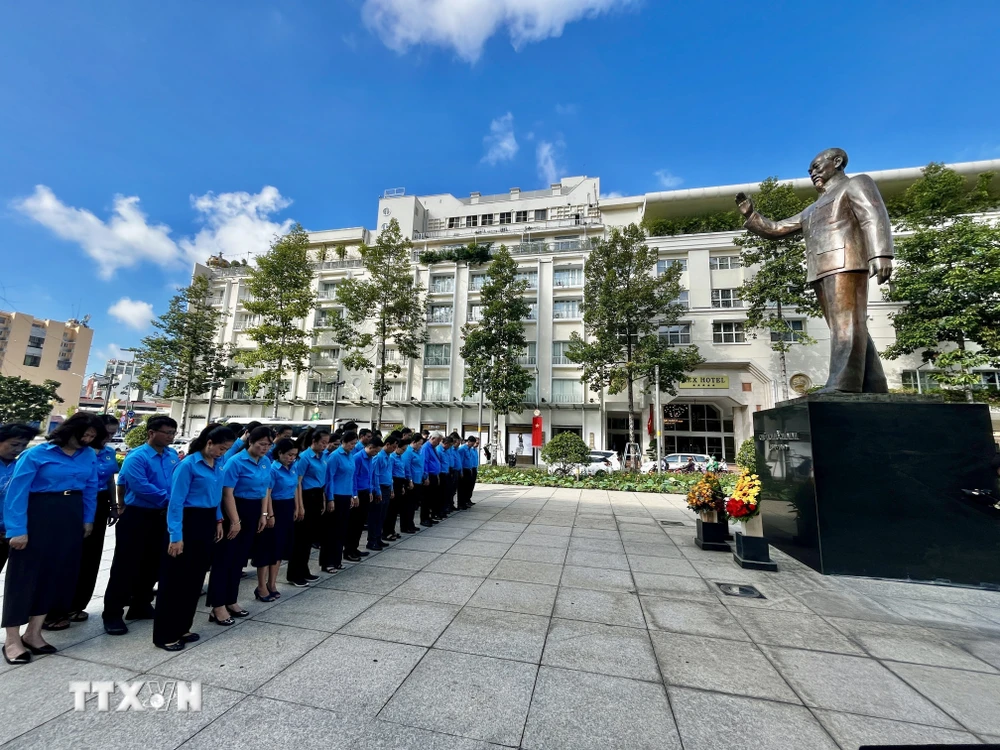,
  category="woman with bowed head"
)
[0,423,40,577]
[322,430,359,571]
[207,425,272,626]
[2,413,105,665]
[252,438,300,600]
[152,424,235,651]
[45,413,122,630]
[287,428,329,587]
